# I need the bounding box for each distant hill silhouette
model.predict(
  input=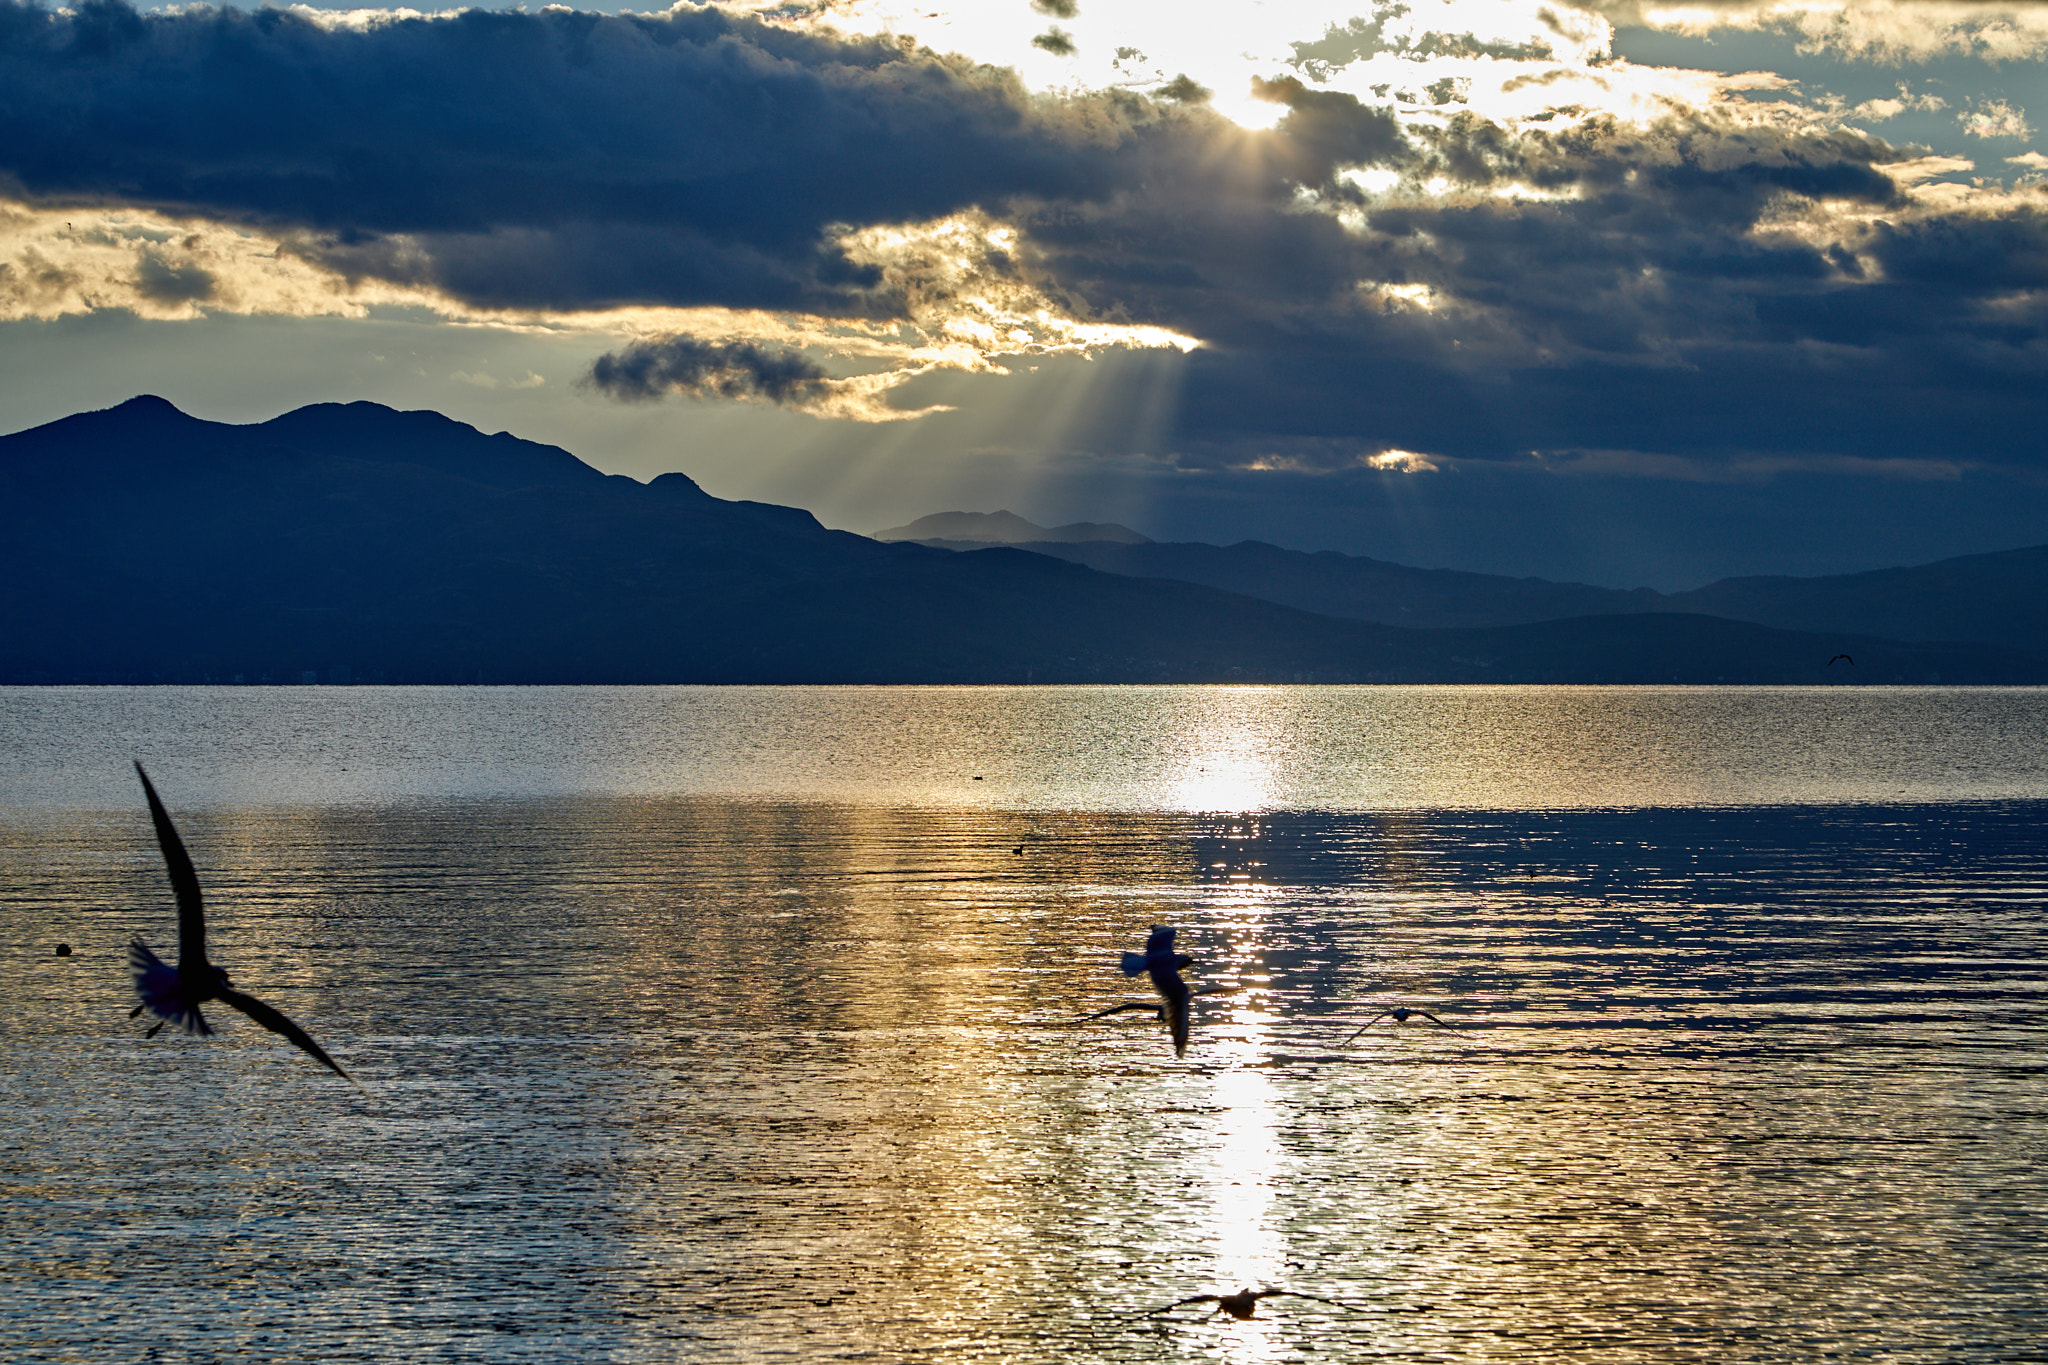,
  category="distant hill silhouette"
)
[871,510,1152,545]
[1660,547,2048,651]
[944,534,2047,650]
[3,397,2040,684]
